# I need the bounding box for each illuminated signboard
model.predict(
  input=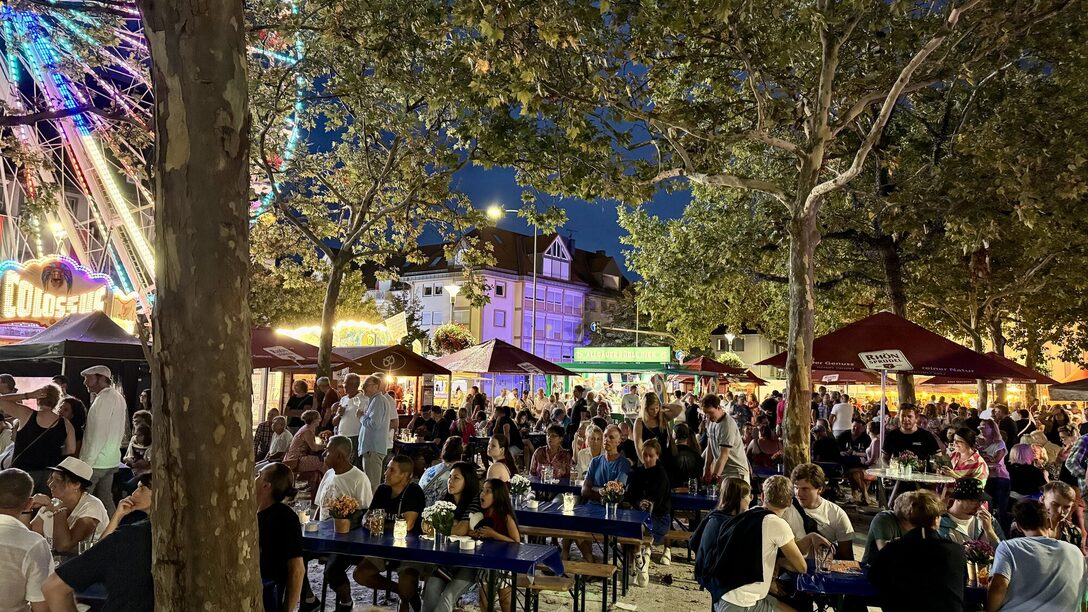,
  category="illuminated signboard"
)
[0,256,138,329]
[572,346,674,363]
[278,318,401,348]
